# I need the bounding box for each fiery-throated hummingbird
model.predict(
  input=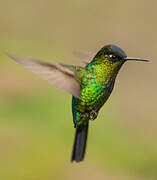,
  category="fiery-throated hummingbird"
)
[7,45,149,162]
